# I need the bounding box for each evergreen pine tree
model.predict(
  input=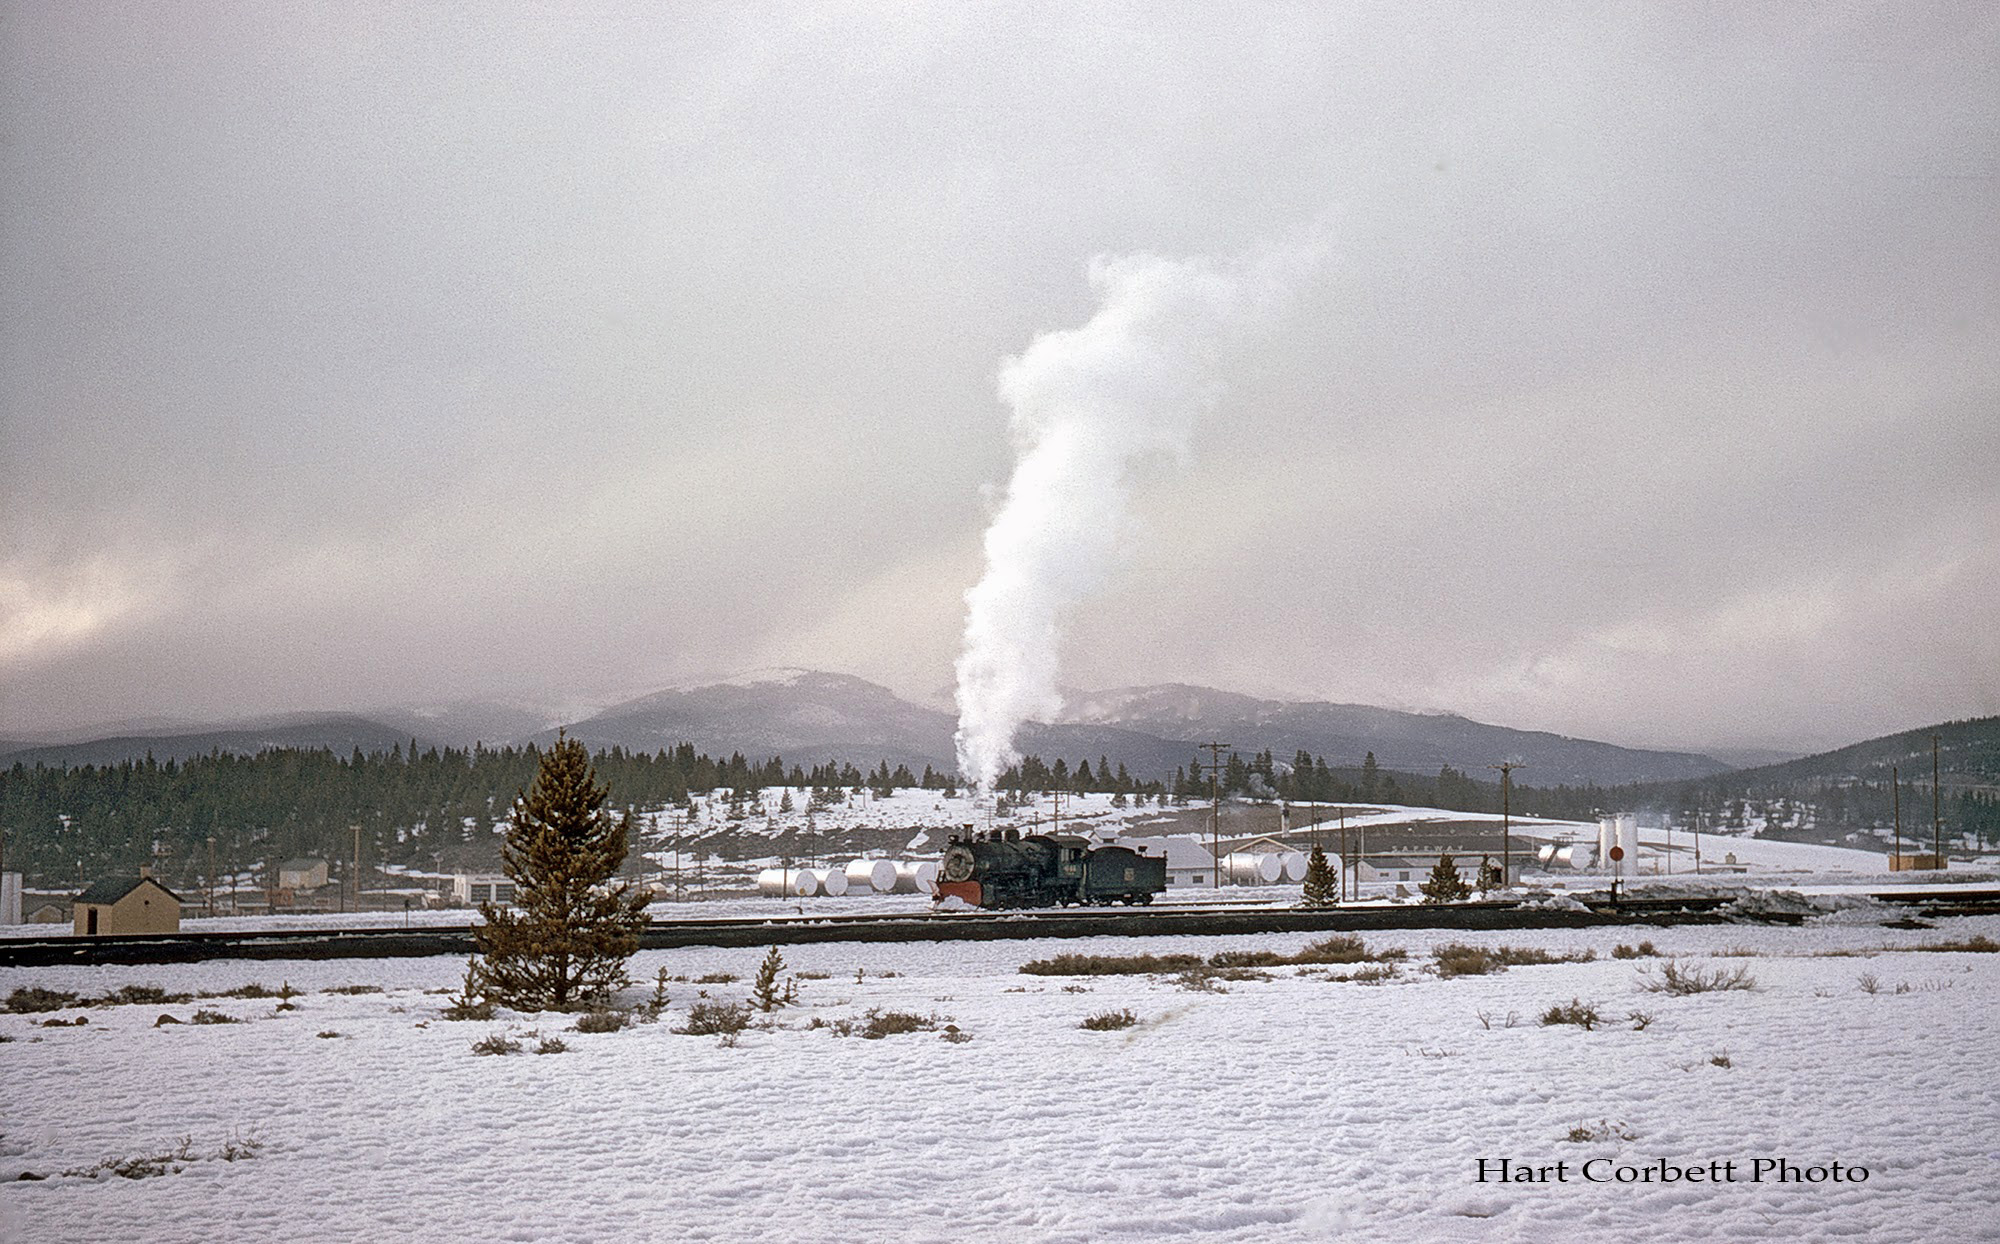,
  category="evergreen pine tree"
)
[472,732,649,1010]
[1419,852,1471,904]
[1300,842,1338,909]
[1360,752,1380,801]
